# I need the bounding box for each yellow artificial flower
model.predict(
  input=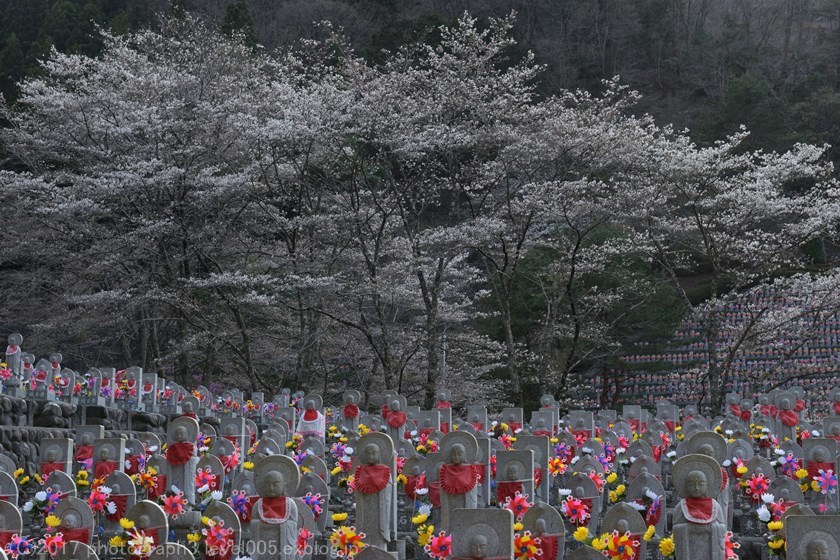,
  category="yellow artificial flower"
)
[659,537,675,556]
[243,461,254,470]
[643,525,656,541]
[800,483,809,492]
[767,521,783,532]
[285,441,295,448]
[549,437,558,444]
[500,422,509,432]
[109,536,126,548]
[615,484,626,496]
[606,472,618,484]
[331,466,342,476]
[187,533,201,543]
[18,476,29,486]
[514,522,523,532]
[592,536,608,551]
[736,466,748,475]
[13,468,23,479]
[811,480,820,492]
[795,468,809,480]
[412,513,428,525]
[45,515,62,528]
[301,466,311,474]
[332,512,348,522]
[609,491,618,503]
[201,516,212,526]
[33,474,42,484]
[768,538,785,550]
[339,437,348,443]
[572,527,589,542]
[417,525,434,547]
[397,474,407,485]
[119,518,135,530]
